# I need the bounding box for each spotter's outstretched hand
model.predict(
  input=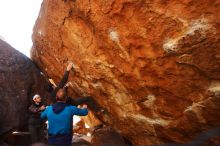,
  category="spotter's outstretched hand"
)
[82,104,88,109]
